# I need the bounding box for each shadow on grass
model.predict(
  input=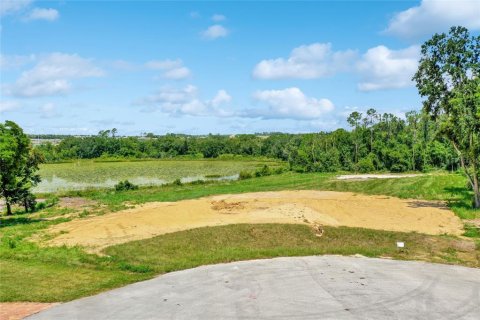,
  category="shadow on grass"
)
[0,217,44,228]
[444,186,472,201]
